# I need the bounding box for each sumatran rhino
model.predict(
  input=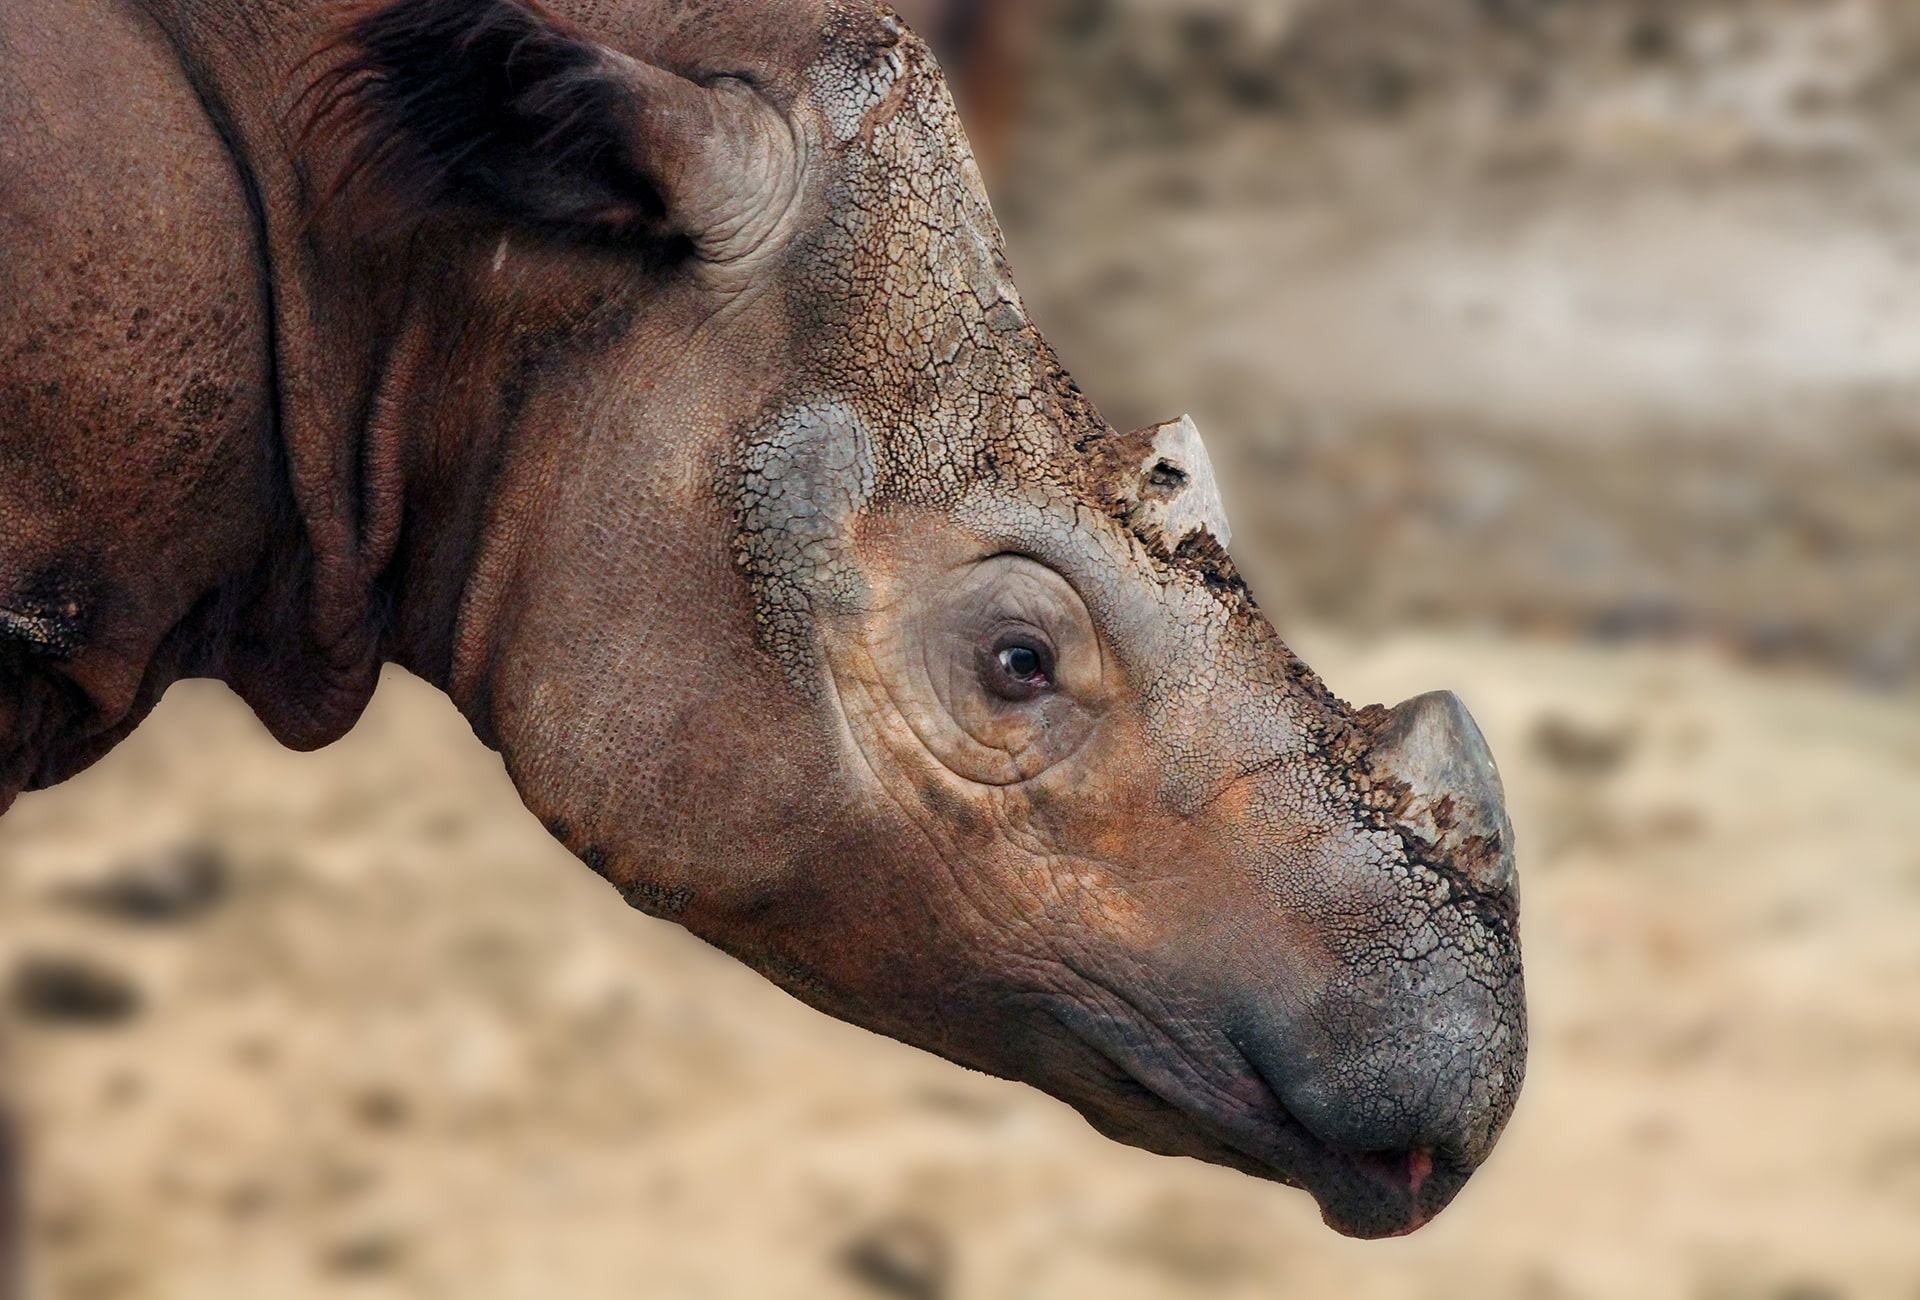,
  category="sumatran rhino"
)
[0,0,1525,1242]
